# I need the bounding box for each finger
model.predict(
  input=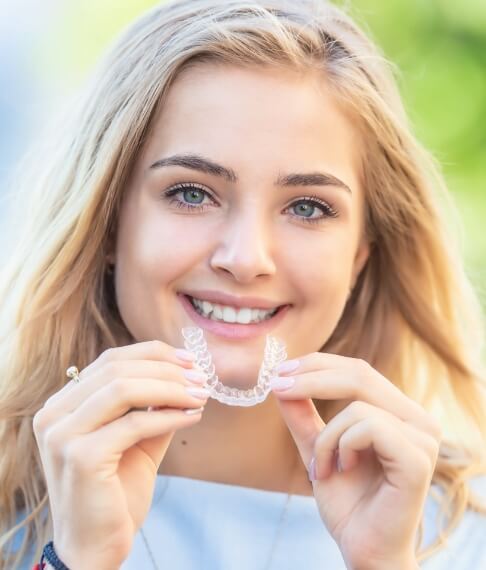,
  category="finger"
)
[336,417,433,492]
[271,357,441,439]
[312,402,435,486]
[45,341,196,409]
[73,340,196,384]
[274,396,325,471]
[49,378,210,437]
[59,407,204,475]
[47,360,208,415]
